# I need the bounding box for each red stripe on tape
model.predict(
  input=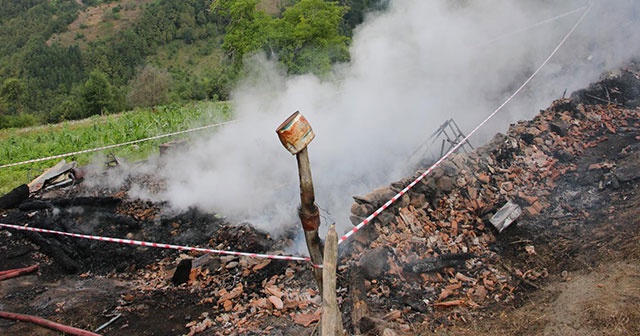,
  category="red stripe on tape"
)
[0,223,310,263]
